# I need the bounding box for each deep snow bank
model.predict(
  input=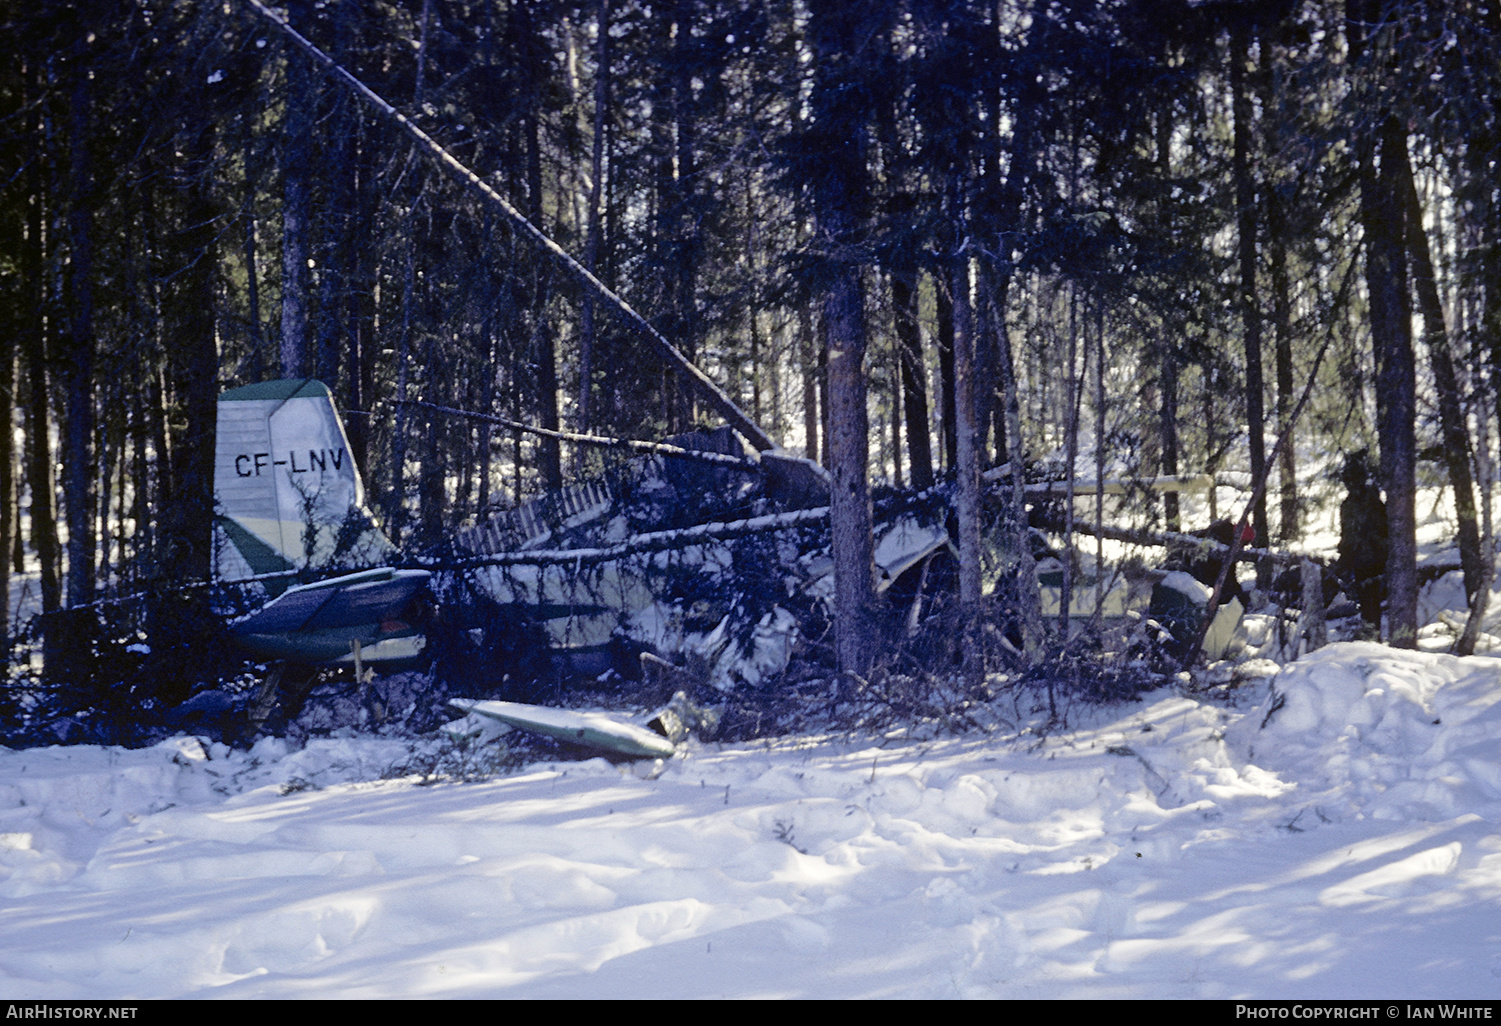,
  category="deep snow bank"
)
[1230,642,1501,822]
